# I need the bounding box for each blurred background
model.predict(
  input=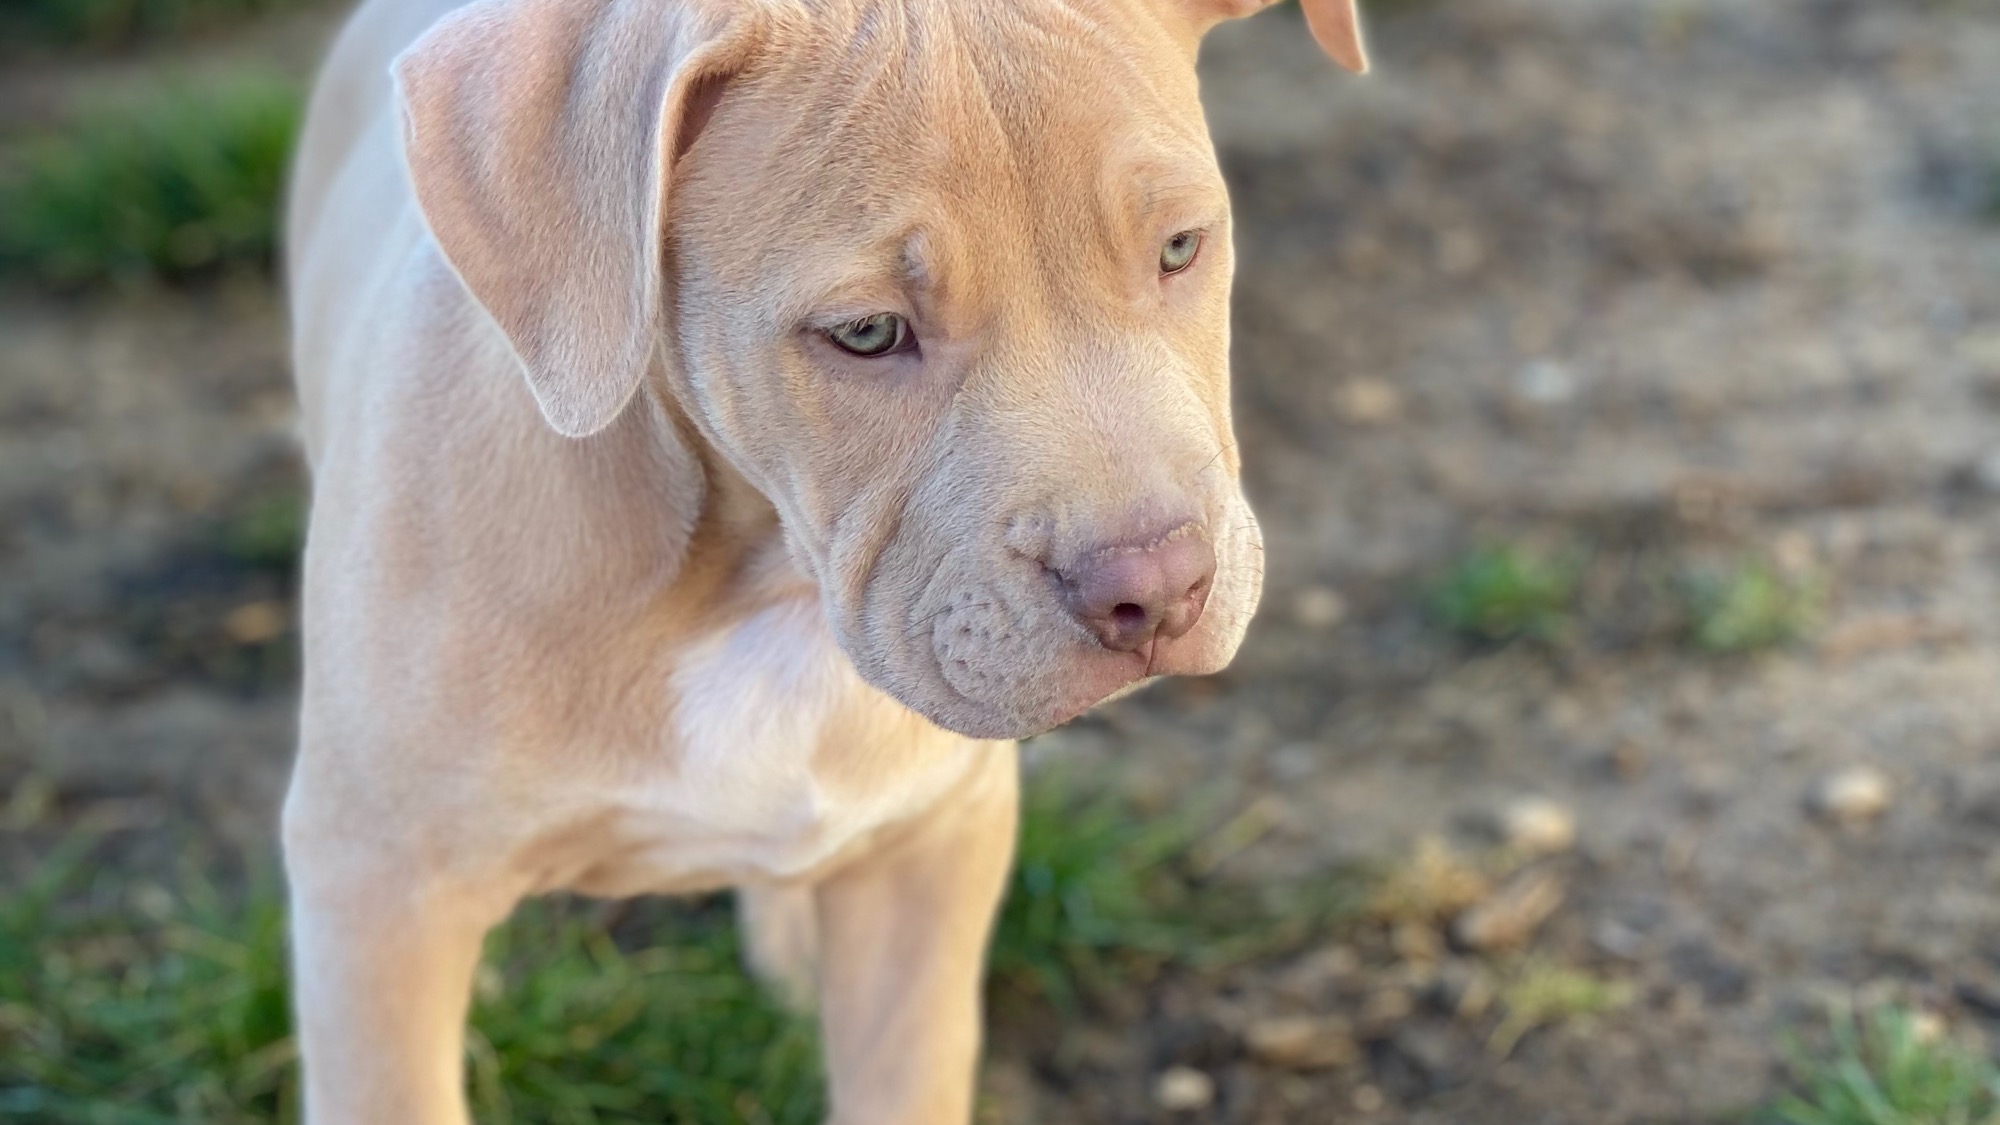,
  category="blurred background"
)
[3,1,2000,1122]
